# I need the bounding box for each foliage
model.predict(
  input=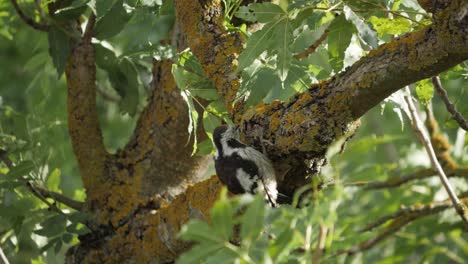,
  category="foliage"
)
[0,0,467,263]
